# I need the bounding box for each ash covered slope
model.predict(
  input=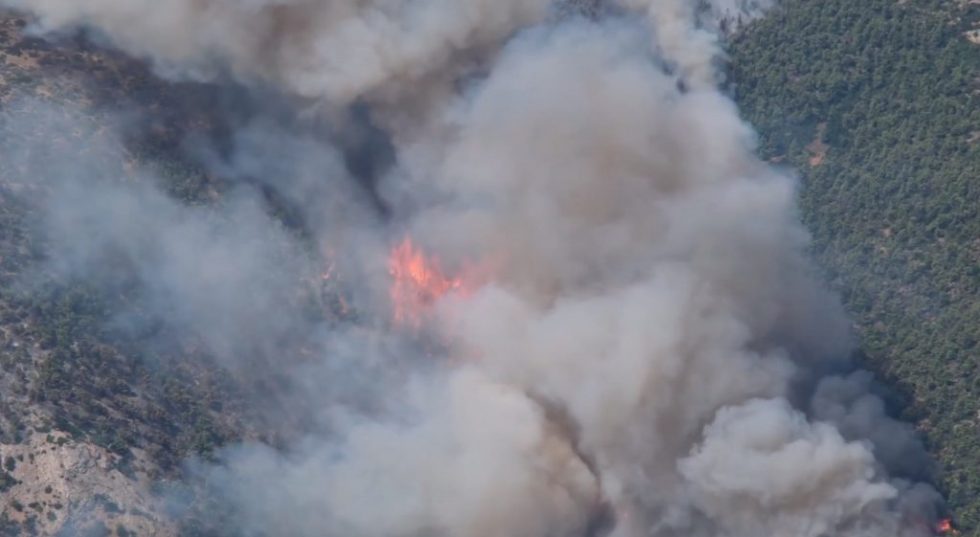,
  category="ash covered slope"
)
[0,1,950,537]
